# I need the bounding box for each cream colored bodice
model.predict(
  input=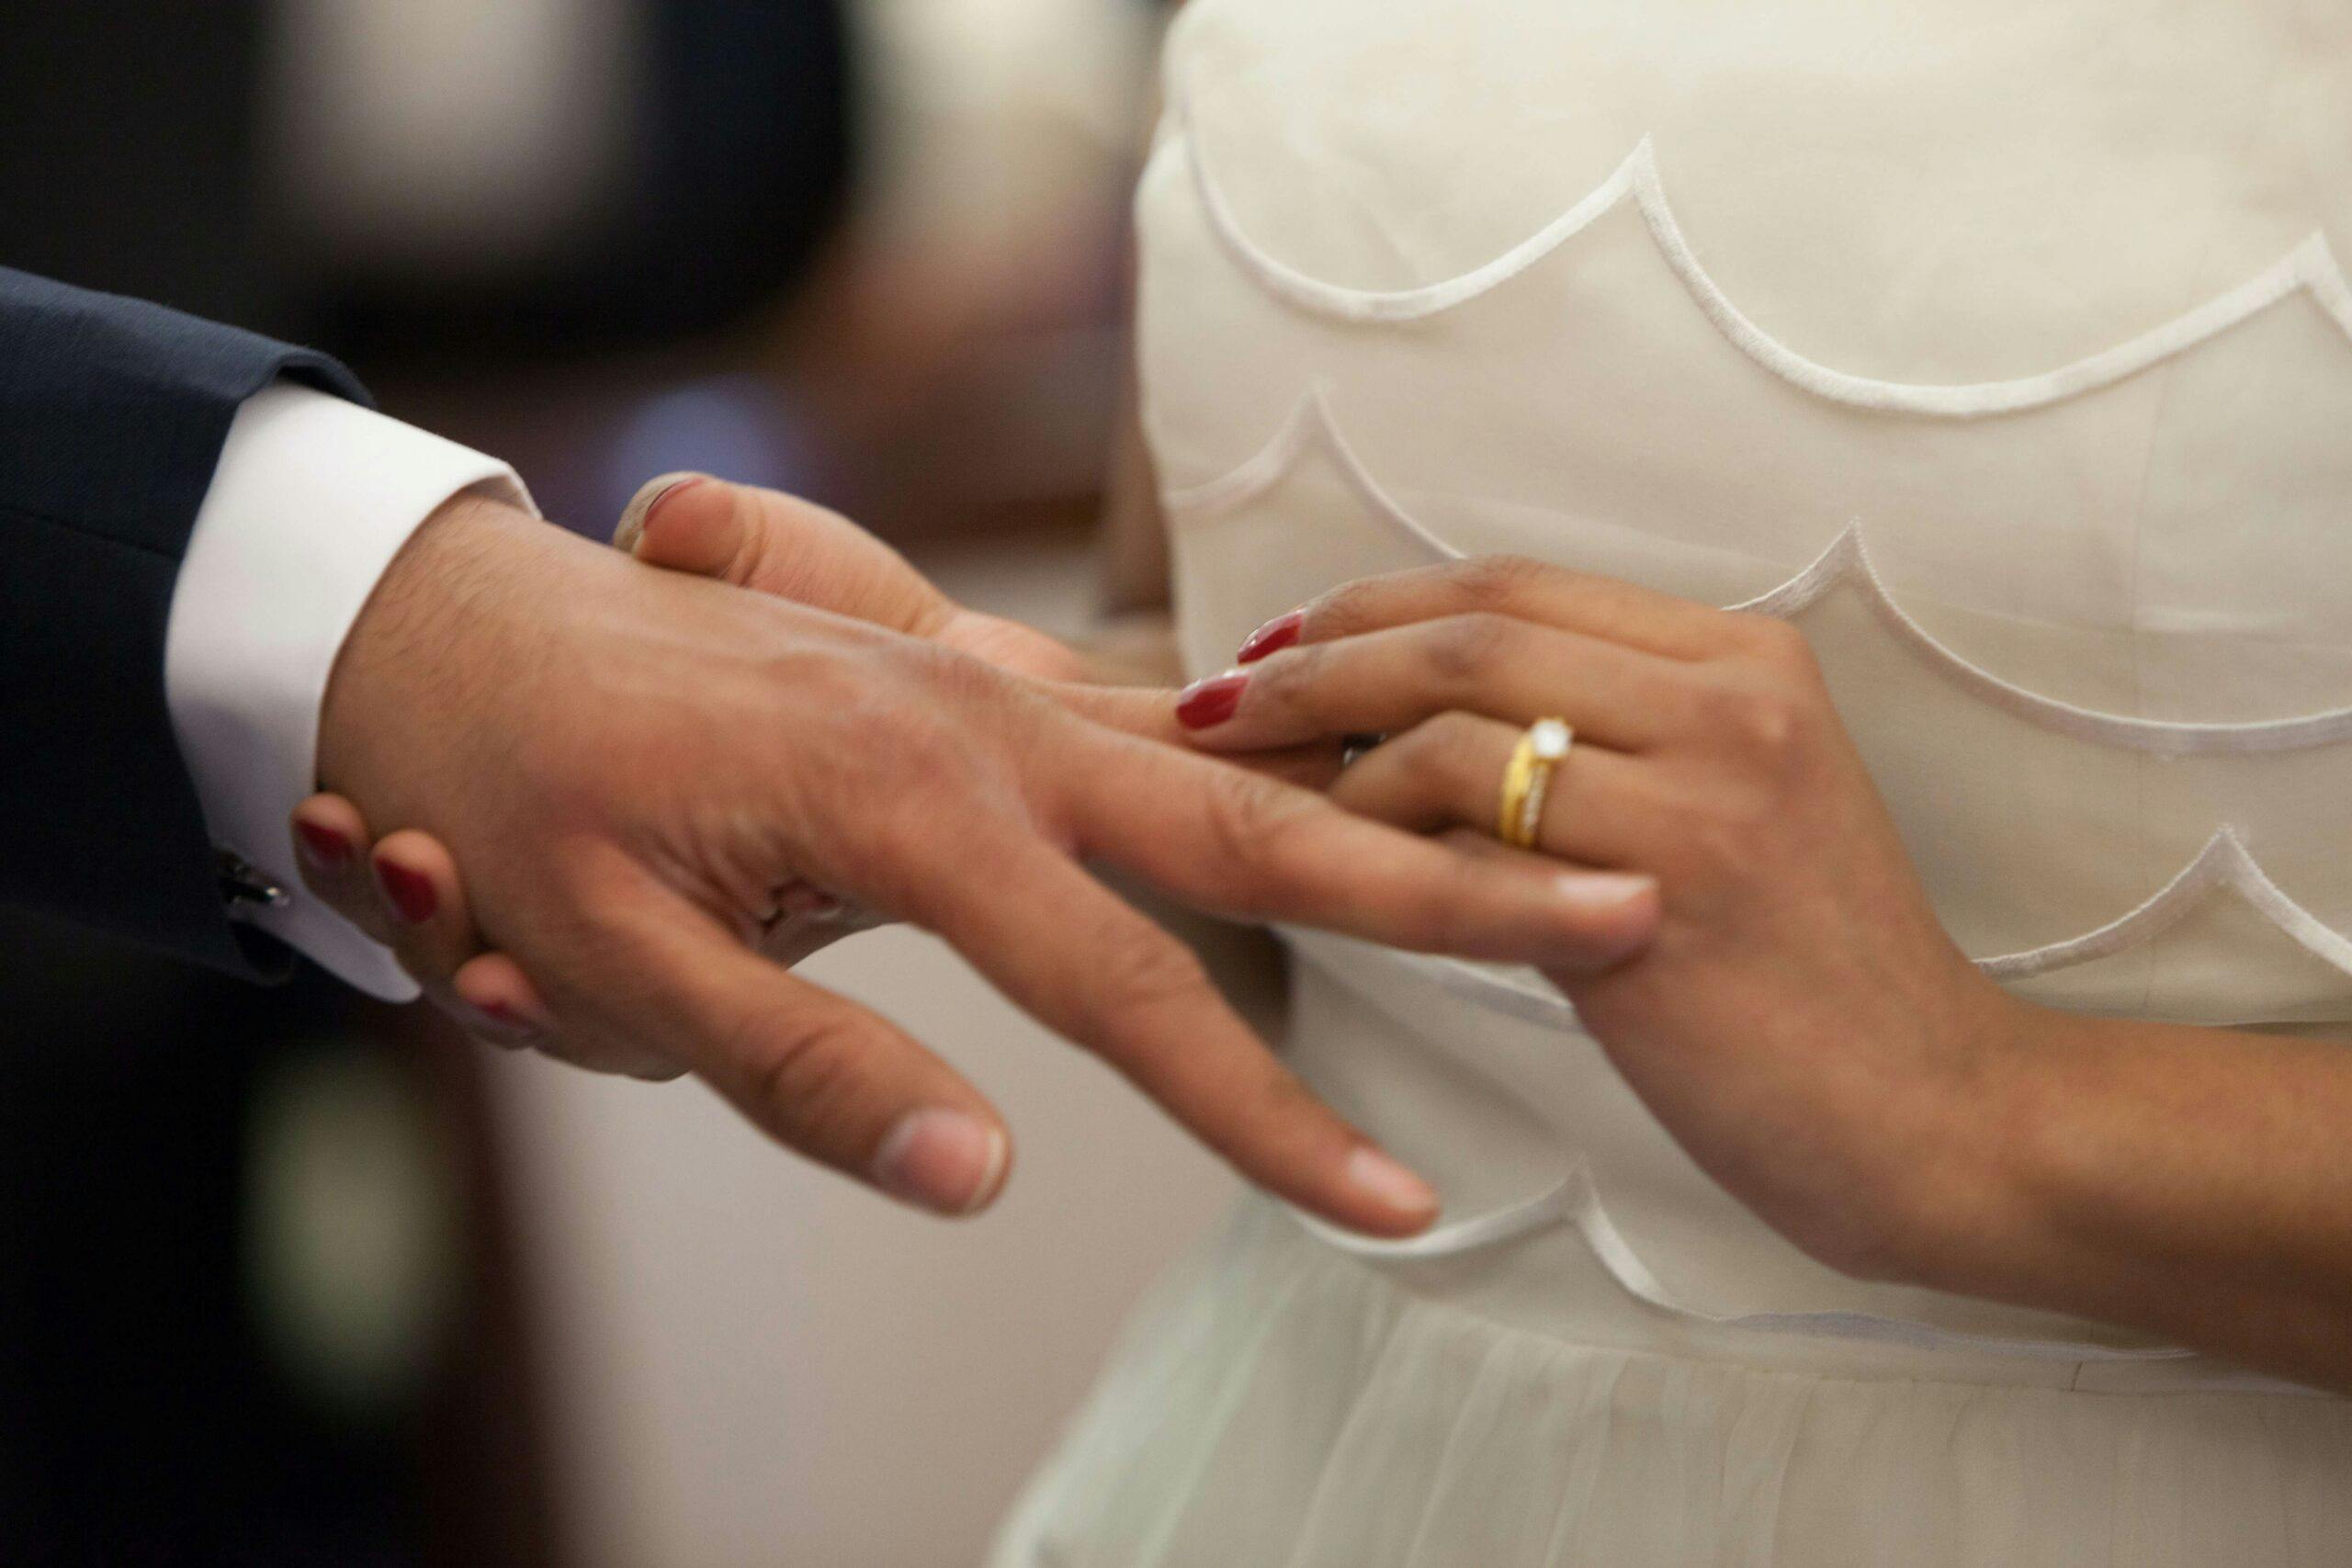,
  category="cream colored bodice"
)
[1136,0,2352,1362]
[1146,0,2352,1026]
